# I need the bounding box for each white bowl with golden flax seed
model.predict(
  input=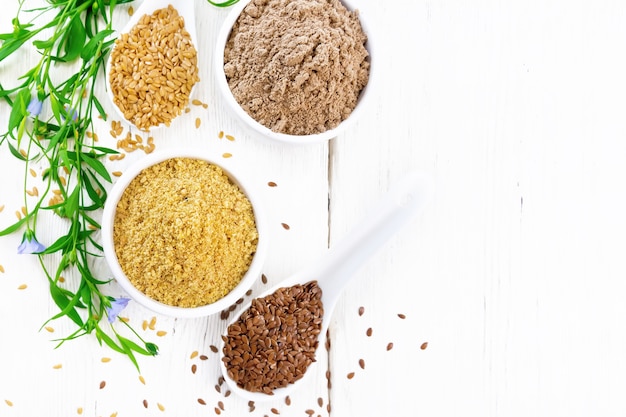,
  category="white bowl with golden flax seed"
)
[101,150,268,318]
[214,0,374,145]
